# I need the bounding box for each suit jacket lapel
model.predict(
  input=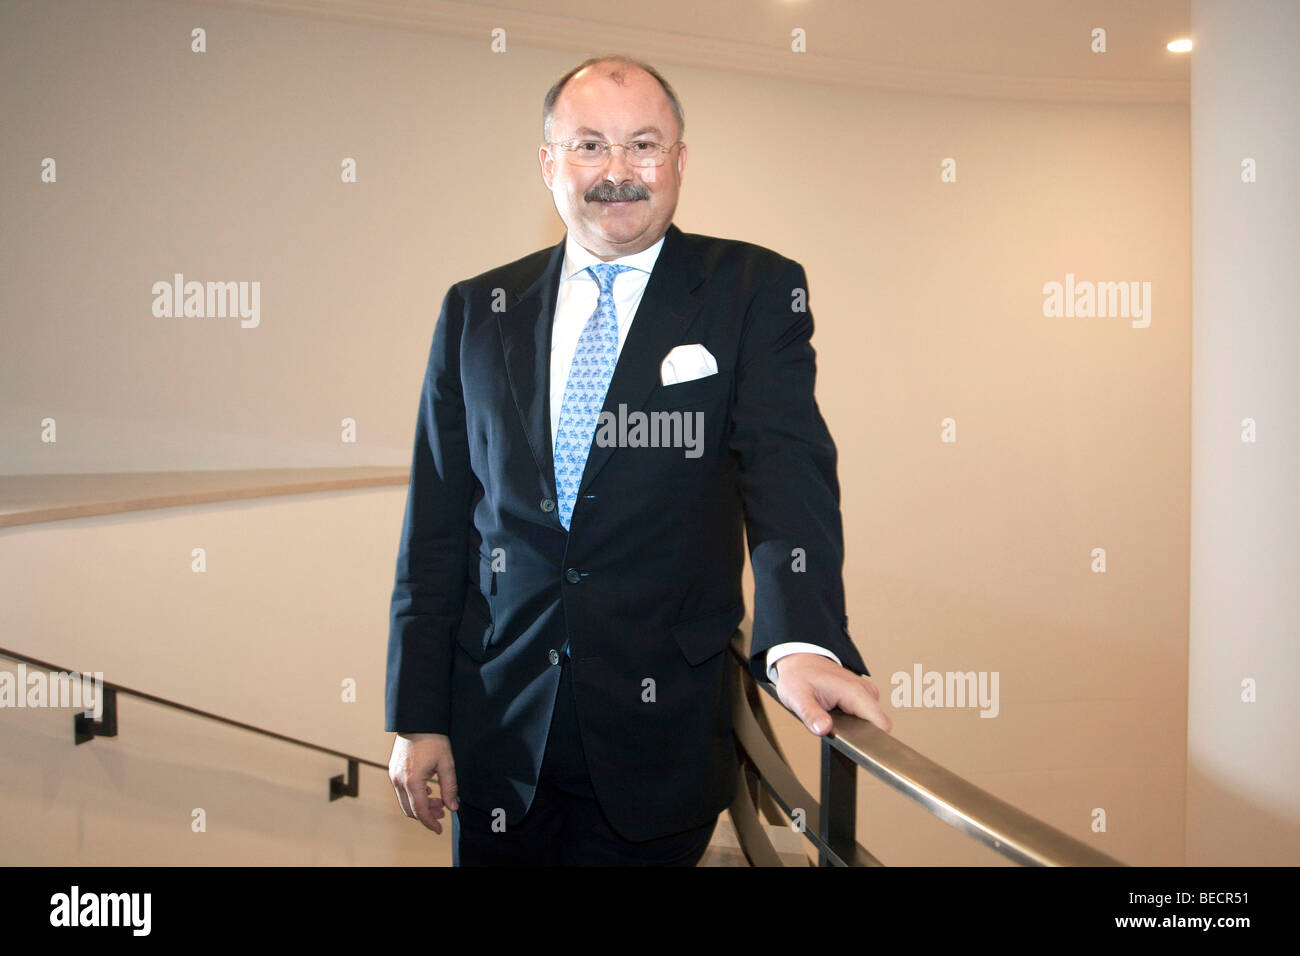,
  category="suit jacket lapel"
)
[578,223,707,495]
[499,236,566,502]
[497,223,708,511]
